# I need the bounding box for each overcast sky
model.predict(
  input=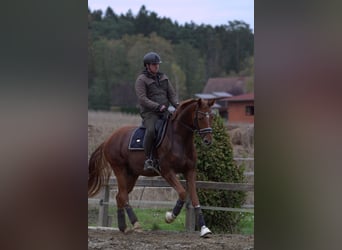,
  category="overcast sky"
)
[88,0,254,31]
